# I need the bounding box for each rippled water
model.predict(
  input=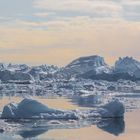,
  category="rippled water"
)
[0,93,140,140]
